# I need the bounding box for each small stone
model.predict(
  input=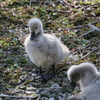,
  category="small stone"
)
[74,86,79,90]
[25,91,35,94]
[9,29,15,33]
[29,72,32,75]
[58,73,64,77]
[36,88,44,93]
[58,96,62,100]
[59,93,66,98]
[63,78,69,83]
[35,76,41,79]
[86,7,91,11]
[19,86,26,90]
[24,75,30,81]
[14,89,24,93]
[51,83,60,88]
[48,97,55,100]
[32,69,37,72]
[40,90,50,97]
[32,83,41,87]
[26,87,36,91]
[31,73,37,77]
[63,83,70,87]
[0,64,6,67]
[41,97,48,100]
[56,77,63,82]
[54,88,61,94]
[63,71,67,75]
[7,51,12,54]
